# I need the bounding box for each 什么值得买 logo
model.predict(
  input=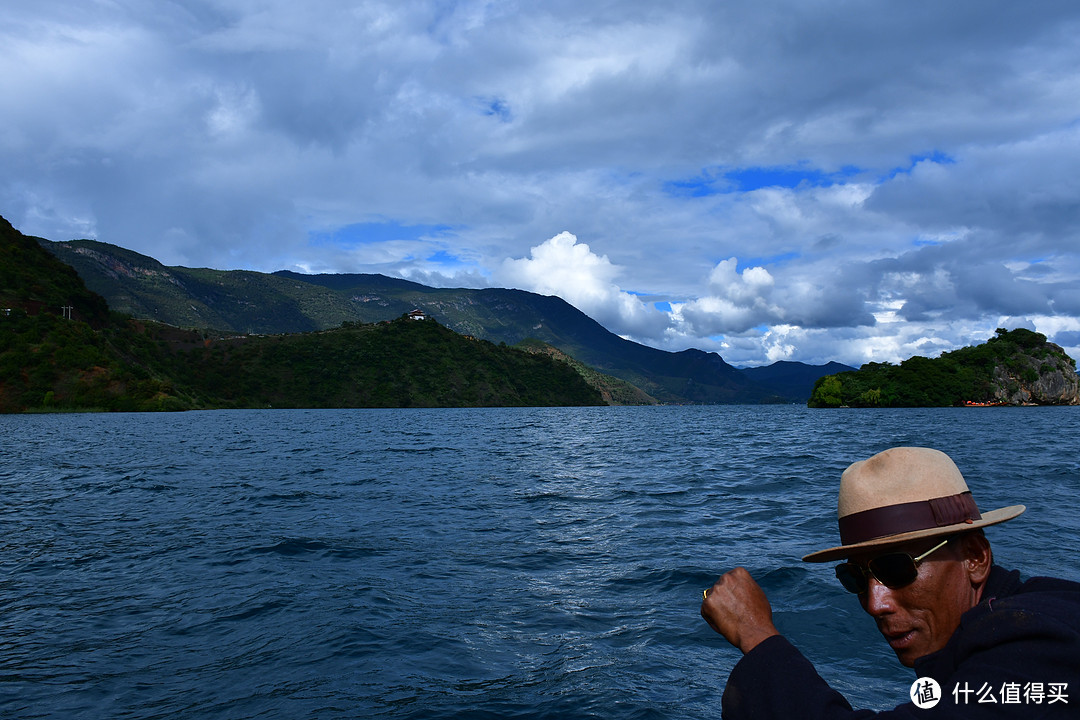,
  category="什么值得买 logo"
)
[910,678,1070,709]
